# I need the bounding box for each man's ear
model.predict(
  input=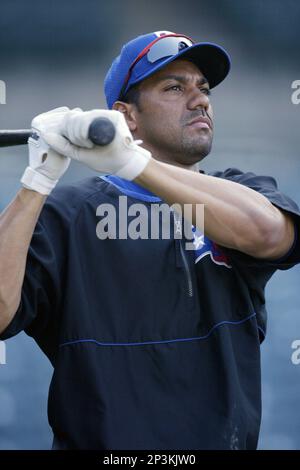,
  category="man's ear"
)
[113,101,137,132]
